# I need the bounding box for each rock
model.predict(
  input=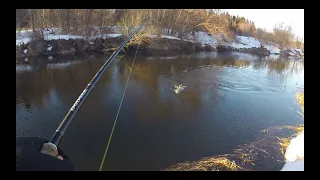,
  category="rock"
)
[45,40,58,55]
[88,38,104,52]
[218,45,270,56]
[145,38,199,52]
[254,47,270,56]
[280,48,304,59]
[194,43,205,51]
[204,45,215,51]
[217,45,231,52]
[16,44,28,58]
[26,39,48,56]
[56,39,76,55]
[74,39,89,51]
[58,48,76,55]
